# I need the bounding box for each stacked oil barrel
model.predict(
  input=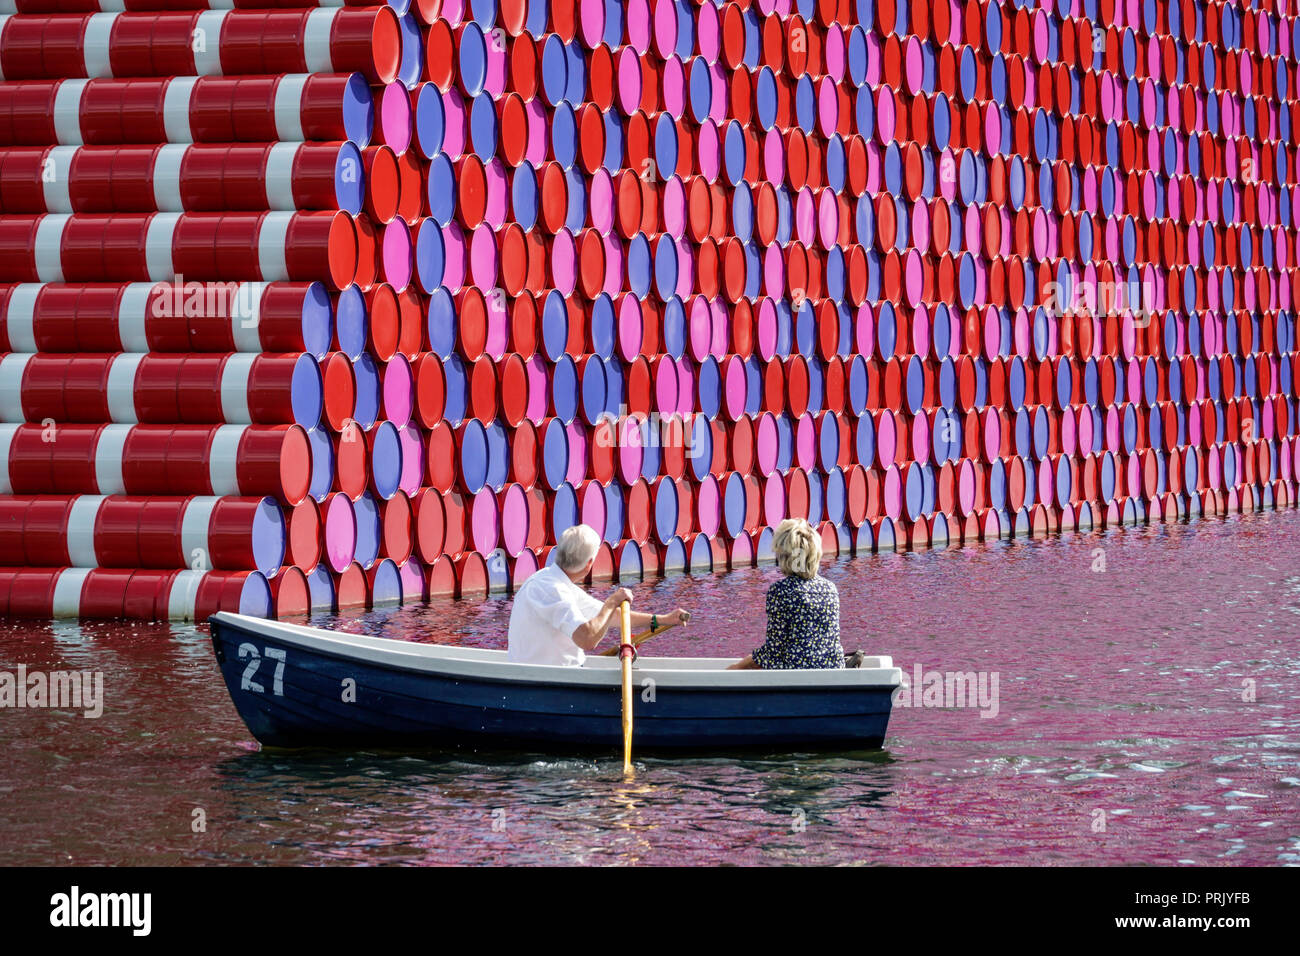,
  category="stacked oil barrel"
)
[1,0,1298,621]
